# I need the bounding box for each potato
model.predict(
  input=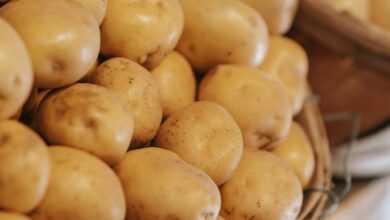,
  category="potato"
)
[156,101,243,185]
[73,0,107,24]
[0,121,49,213]
[0,212,30,220]
[322,0,370,21]
[116,147,221,220]
[259,36,309,114]
[372,0,390,31]
[151,52,196,117]
[0,0,100,89]
[101,0,184,68]
[89,58,162,146]
[238,0,298,35]
[221,150,303,220]
[36,83,134,165]
[0,18,33,120]
[177,0,268,71]
[272,122,315,189]
[31,147,125,220]
[199,65,293,150]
